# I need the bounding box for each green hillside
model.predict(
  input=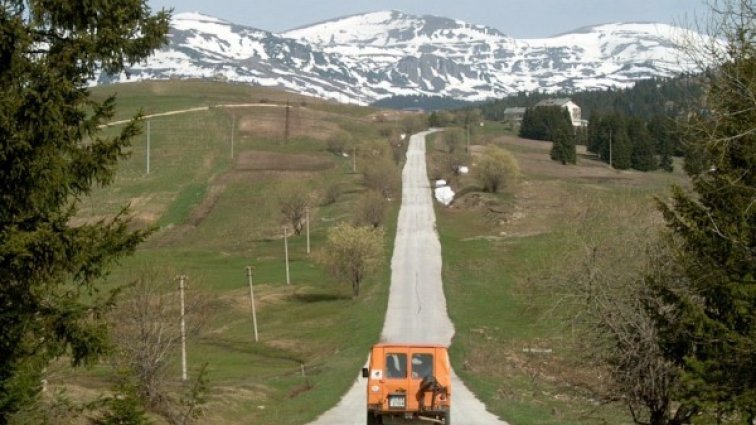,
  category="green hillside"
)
[54,80,406,425]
